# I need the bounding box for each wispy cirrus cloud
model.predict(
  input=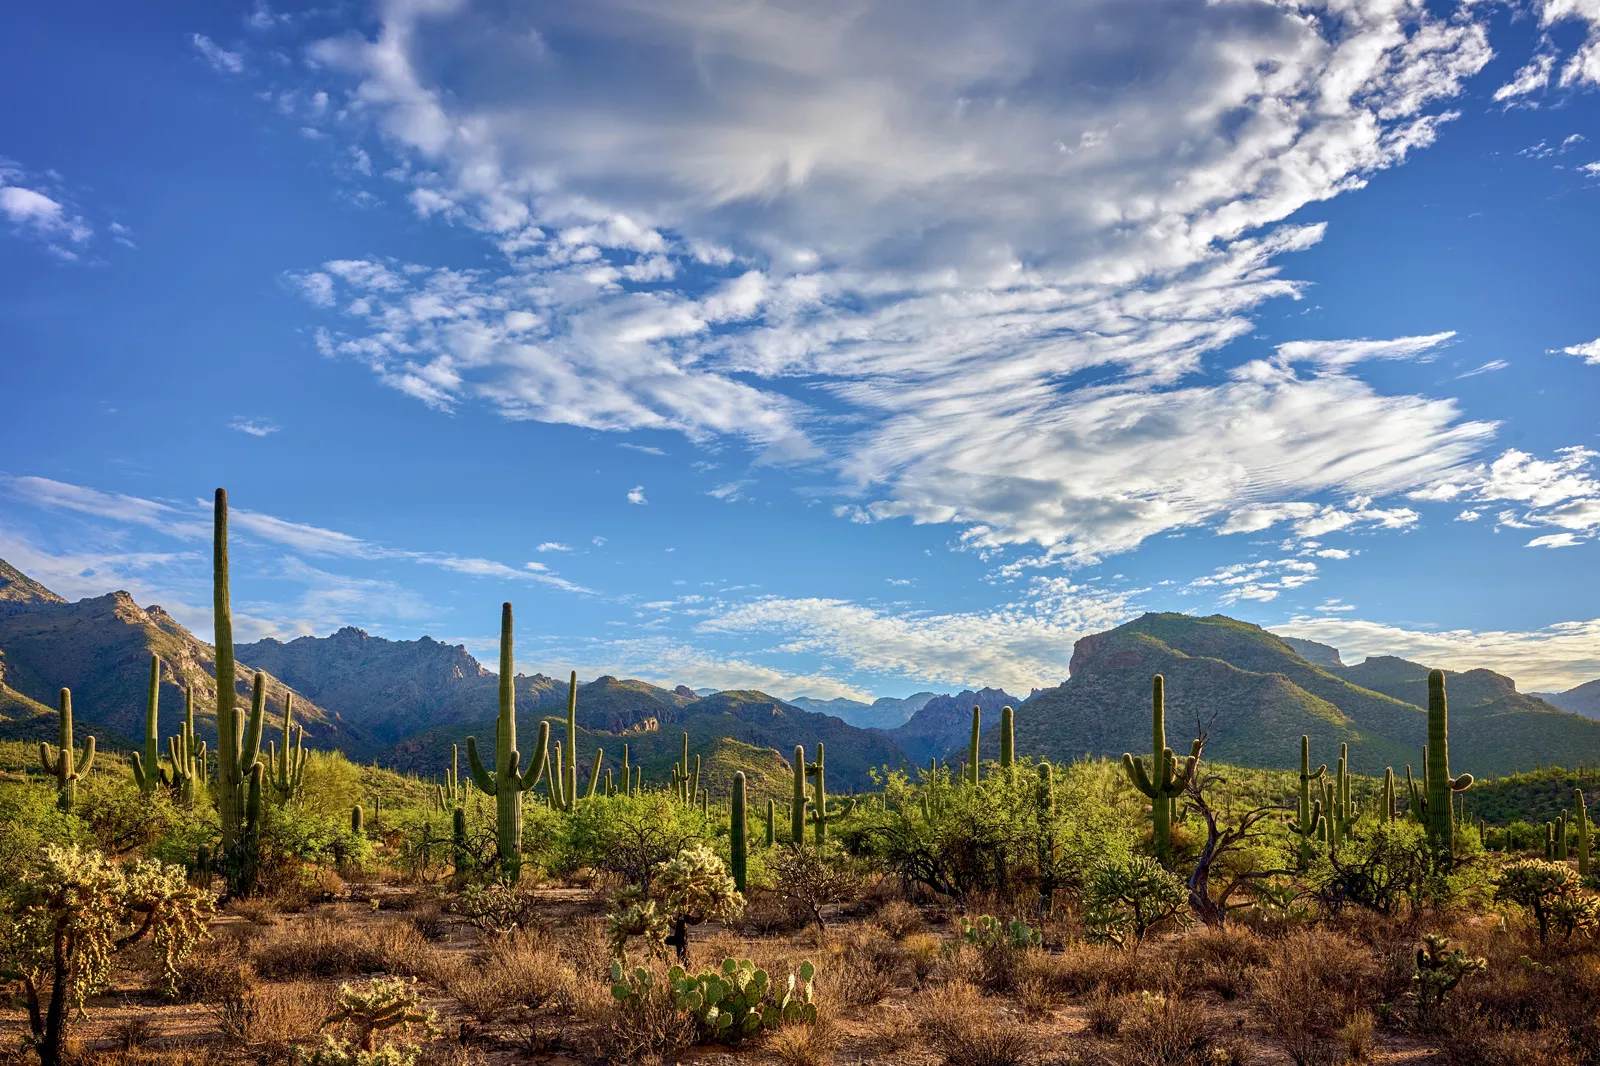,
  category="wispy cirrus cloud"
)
[229,417,280,437]
[1274,332,1456,368]
[191,33,244,74]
